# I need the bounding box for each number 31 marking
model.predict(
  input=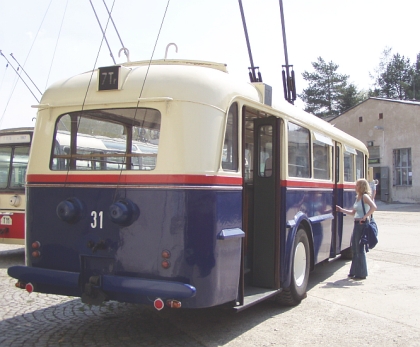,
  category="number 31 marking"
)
[91,211,103,229]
